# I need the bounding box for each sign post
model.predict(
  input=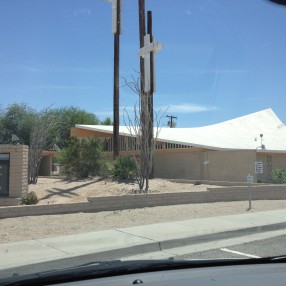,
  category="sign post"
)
[247,174,253,210]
